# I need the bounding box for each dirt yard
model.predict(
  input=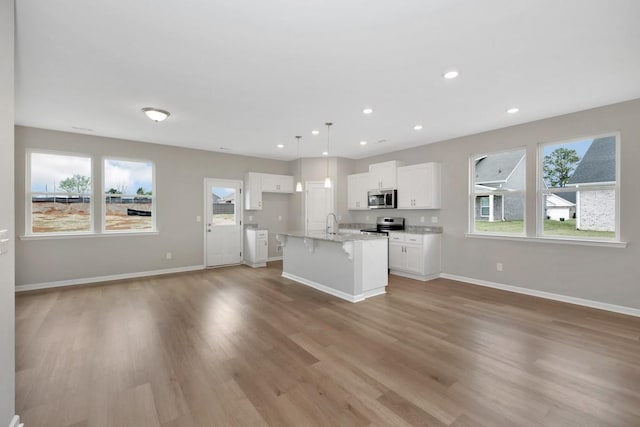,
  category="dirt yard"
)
[32,202,152,233]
